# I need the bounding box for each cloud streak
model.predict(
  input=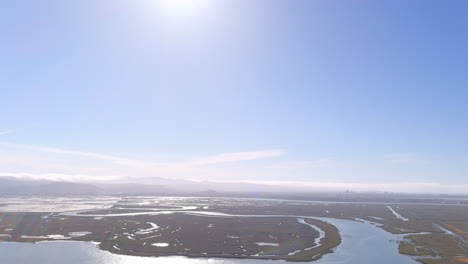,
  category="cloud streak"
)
[0,142,160,167]
[266,158,334,169]
[186,150,285,166]
[0,142,285,169]
[0,130,13,136]
[0,172,123,182]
